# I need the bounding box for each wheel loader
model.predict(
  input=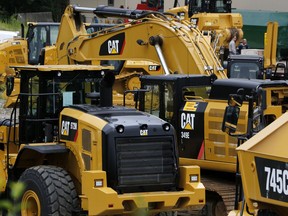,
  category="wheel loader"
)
[131,73,288,215]
[222,90,288,215]
[0,64,205,215]
[0,22,59,107]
